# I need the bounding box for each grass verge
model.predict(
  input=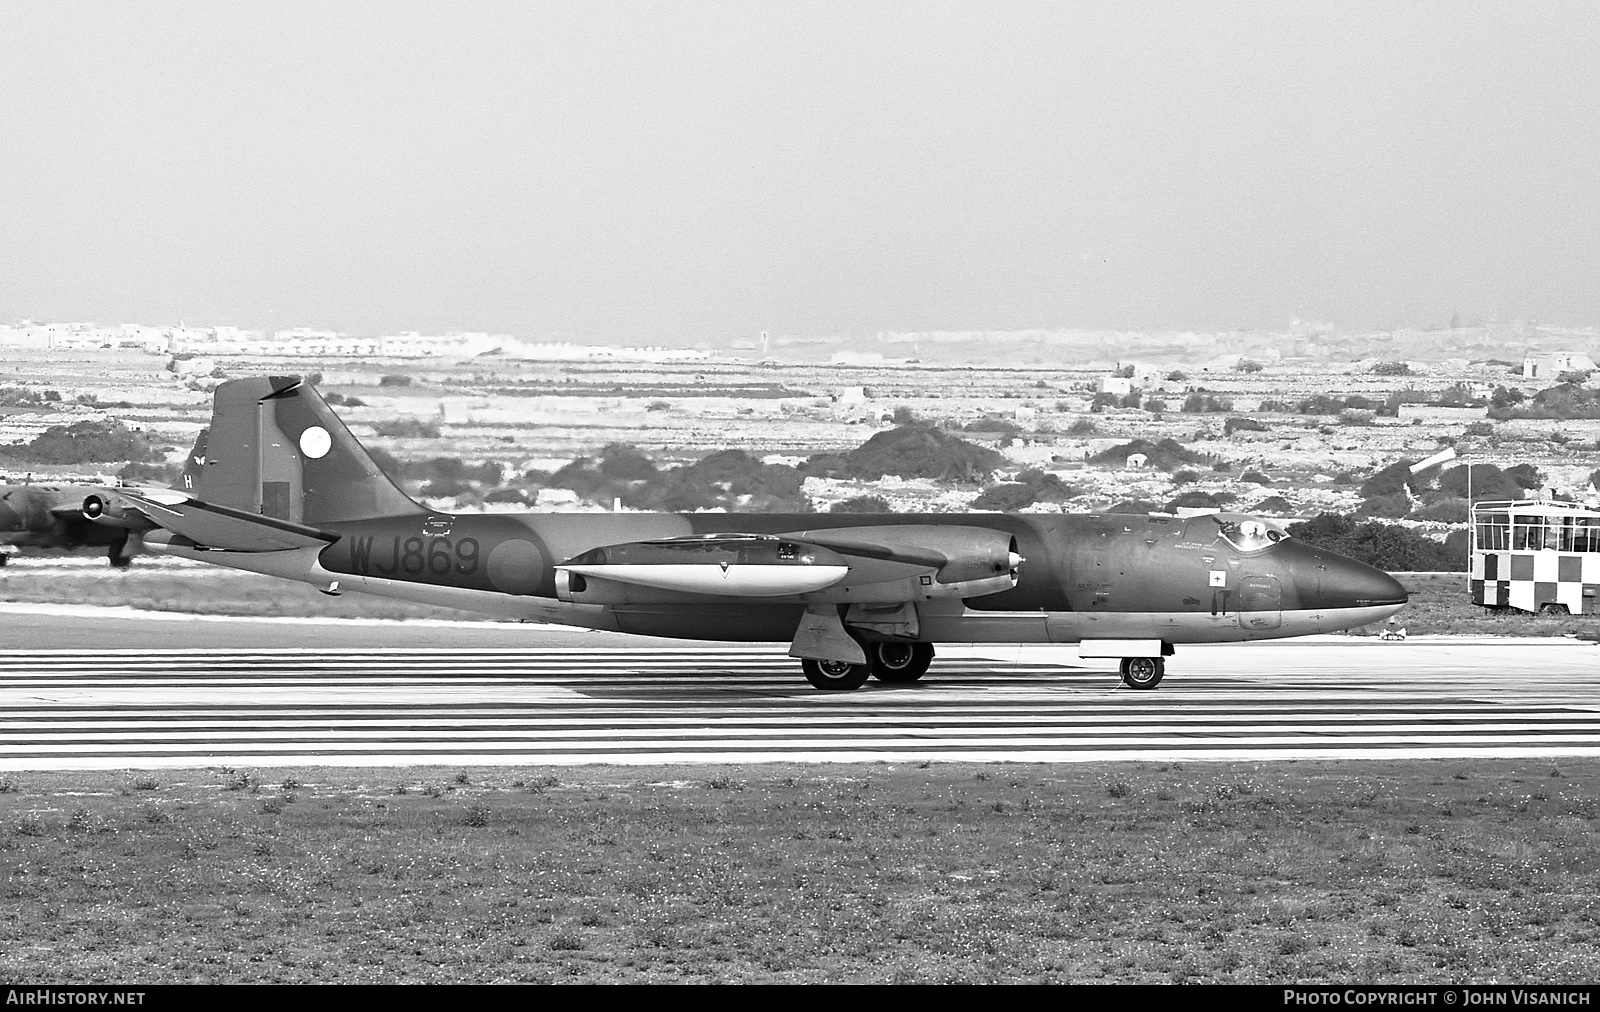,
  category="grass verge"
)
[2,760,1599,983]
[1396,573,1597,637]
